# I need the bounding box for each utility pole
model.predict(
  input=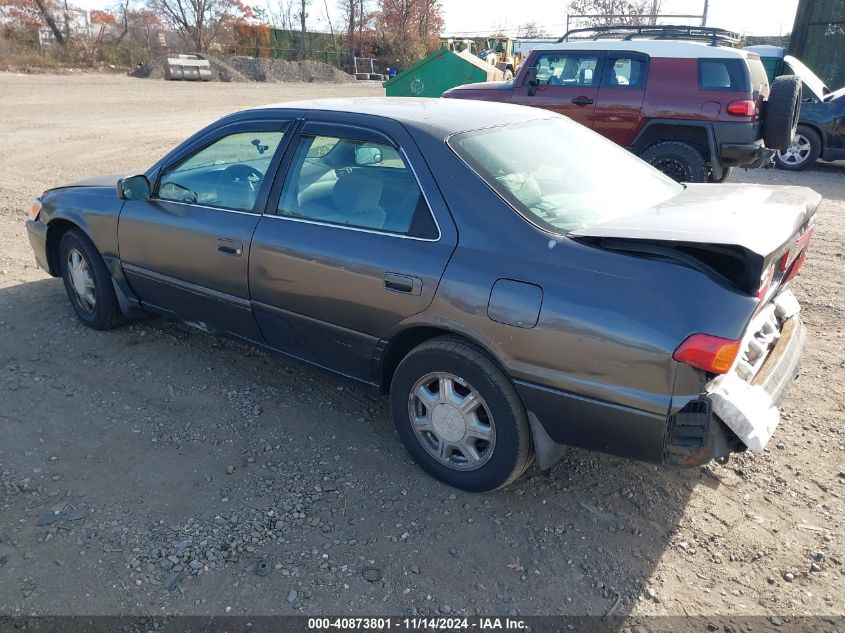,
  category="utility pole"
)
[702,0,709,26]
